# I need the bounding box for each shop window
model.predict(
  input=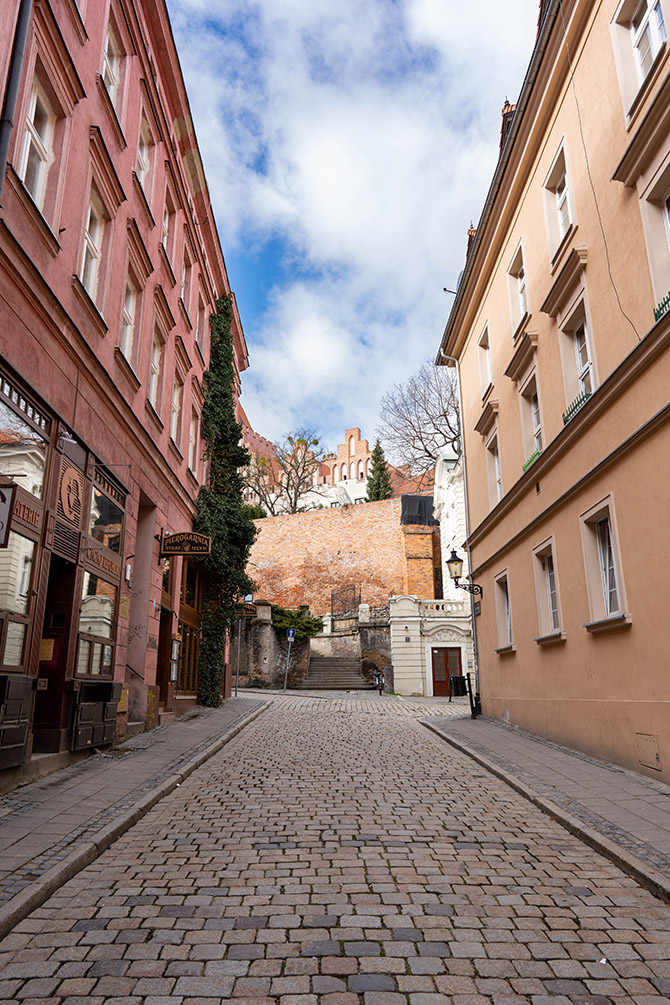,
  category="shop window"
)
[181,560,201,612]
[0,532,35,670]
[77,571,116,677]
[88,478,124,555]
[0,396,48,499]
[580,496,630,630]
